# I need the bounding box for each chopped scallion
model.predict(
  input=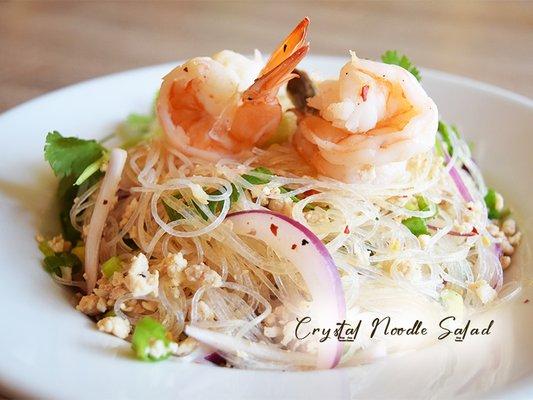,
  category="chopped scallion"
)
[132,317,174,361]
[402,217,429,236]
[102,256,122,278]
